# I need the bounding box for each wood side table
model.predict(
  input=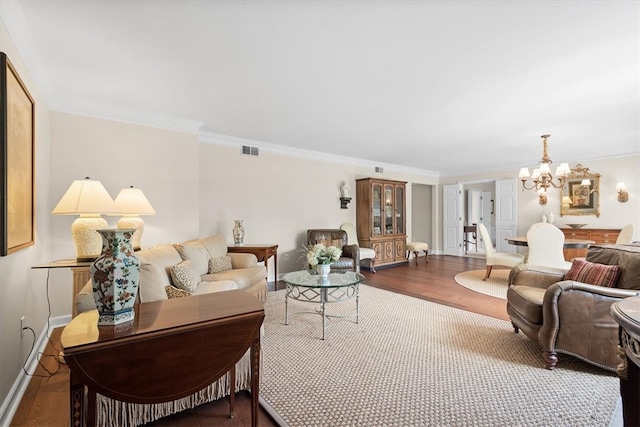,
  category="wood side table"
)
[228,244,278,283]
[32,259,93,318]
[61,290,265,427]
[611,296,640,427]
